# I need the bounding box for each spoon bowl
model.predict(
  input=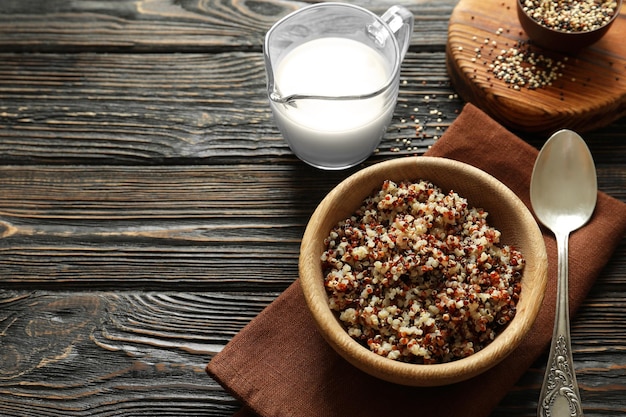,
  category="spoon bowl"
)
[530,129,597,417]
[531,131,597,232]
